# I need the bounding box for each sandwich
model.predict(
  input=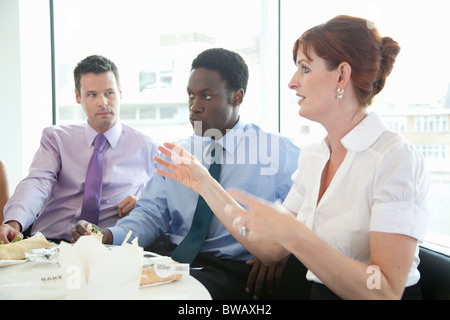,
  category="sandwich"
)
[0,233,56,260]
[86,223,103,242]
[140,256,183,286]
